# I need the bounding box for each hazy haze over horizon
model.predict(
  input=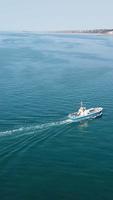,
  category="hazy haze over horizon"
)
[0,0,113,31]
